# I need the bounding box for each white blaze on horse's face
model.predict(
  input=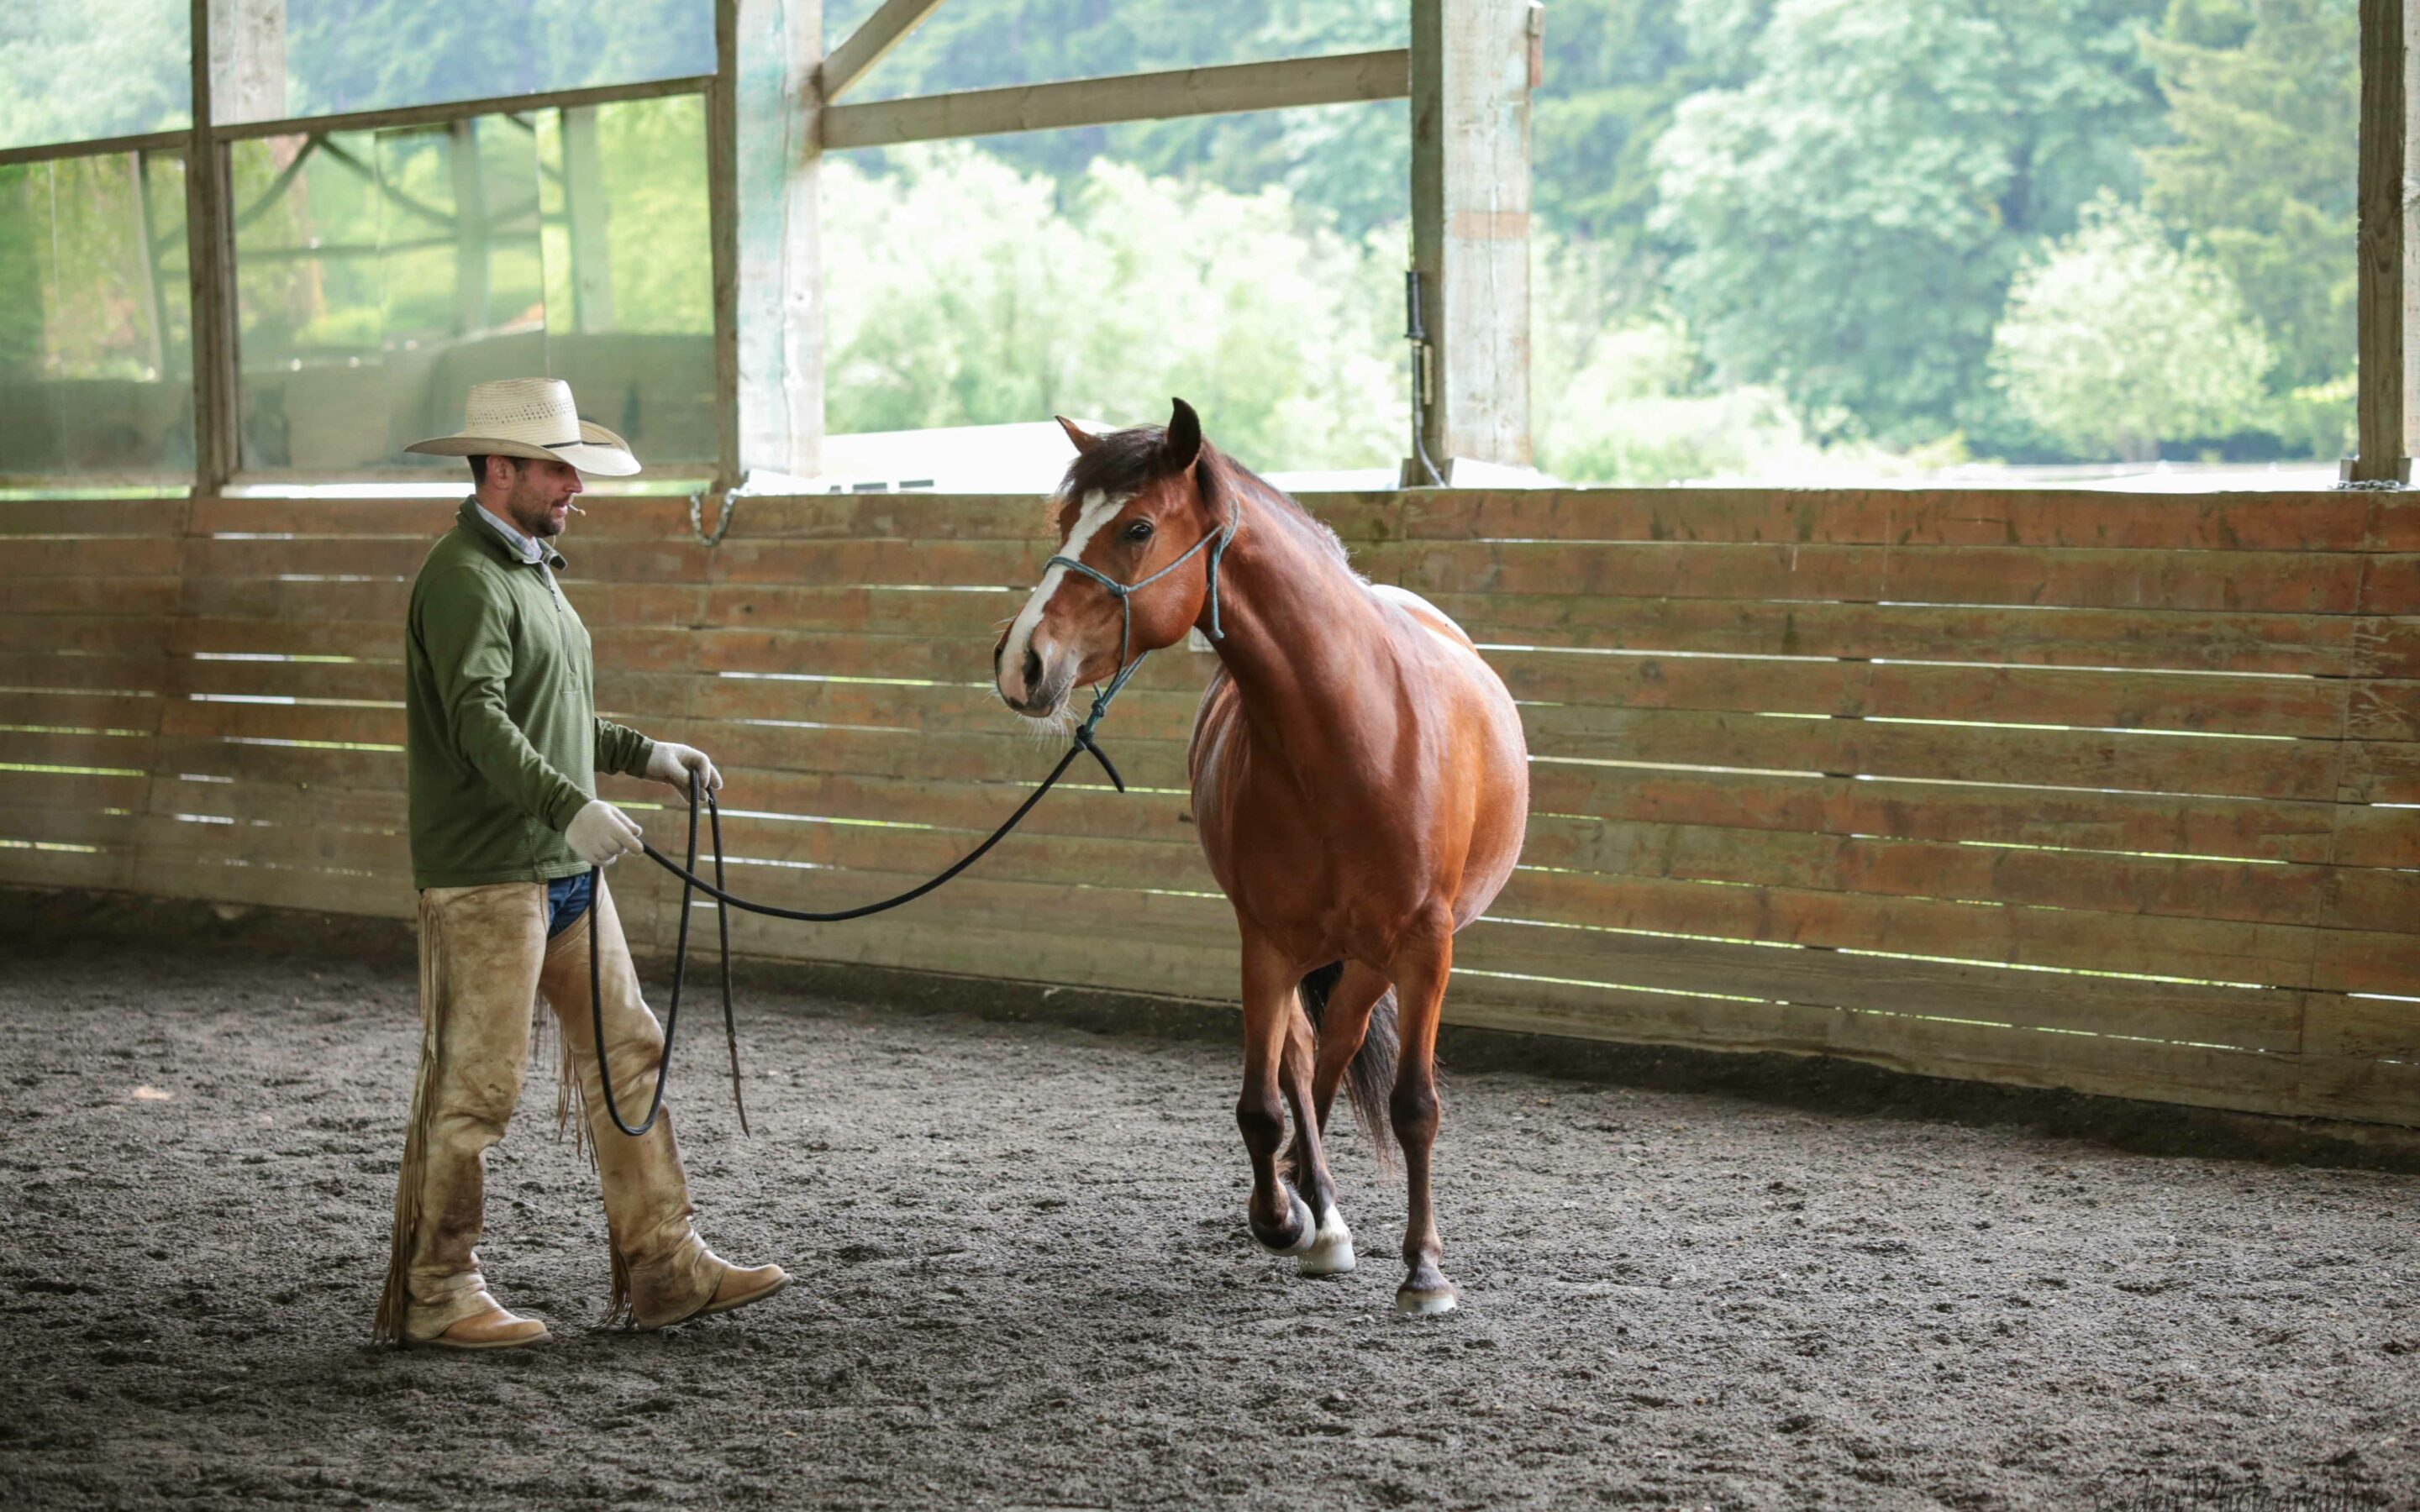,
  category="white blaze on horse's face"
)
[996,487,1130,715]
